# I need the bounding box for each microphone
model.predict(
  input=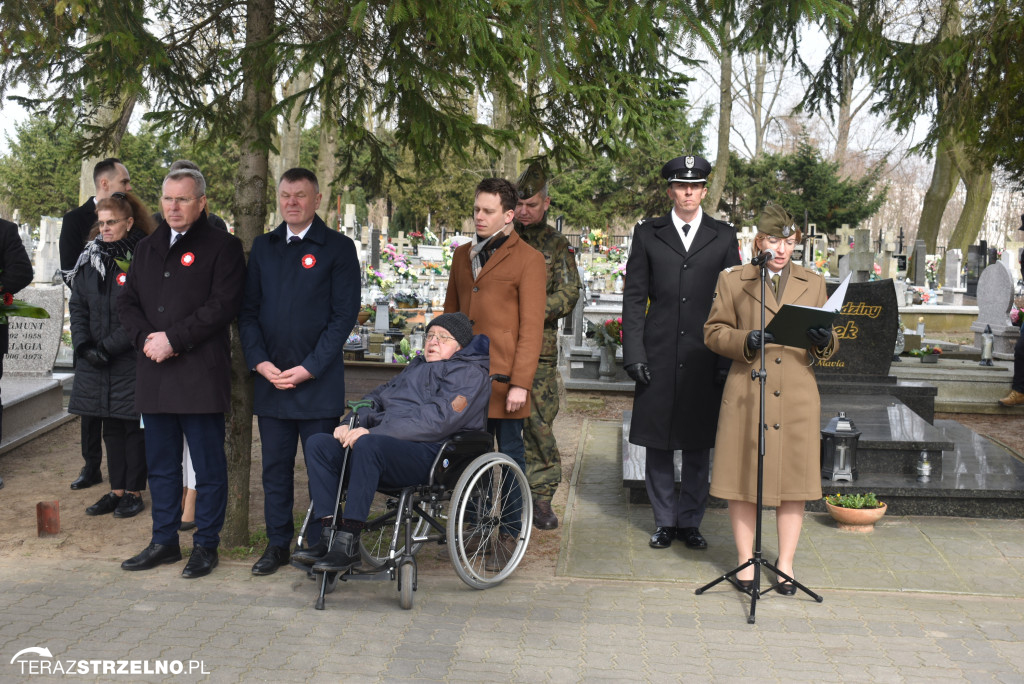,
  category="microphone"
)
[751,249,775,266]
